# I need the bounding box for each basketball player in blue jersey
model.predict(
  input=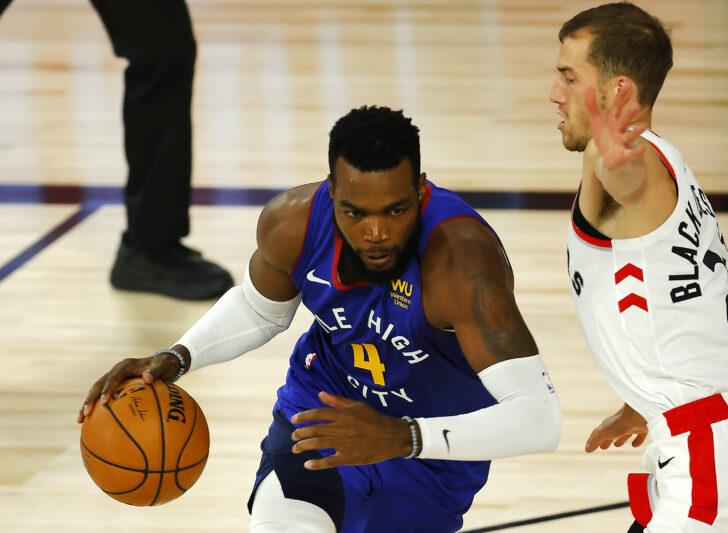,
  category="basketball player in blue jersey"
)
[79,106,562,532]
[551,3,728,531]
